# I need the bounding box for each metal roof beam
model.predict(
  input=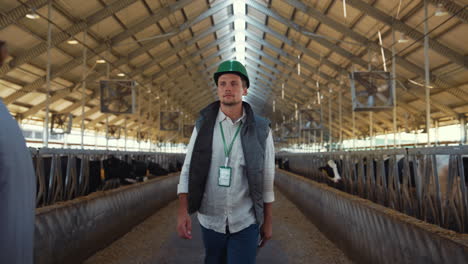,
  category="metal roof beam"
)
[0,0,142,76]
[244,12,459,121]
[244,34,395,131]
[345,0,467,68]
[244,48,311,99]
[0,0,49,30]
[13,2,229,119]
[427,0,468,24]
[282,0,468,99]
[2,0,195,104]
[149,45,235,82]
